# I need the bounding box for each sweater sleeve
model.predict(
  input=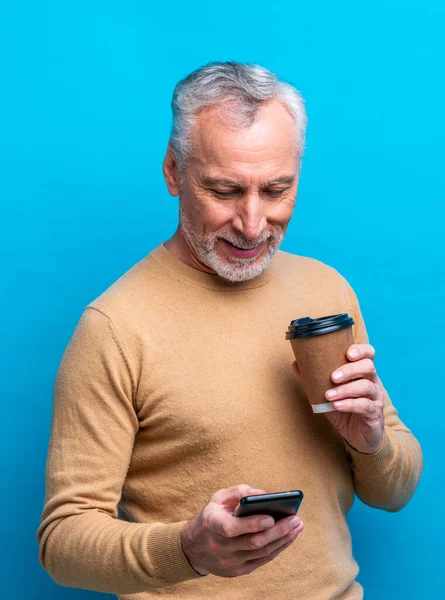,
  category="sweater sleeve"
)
[343,281,423,512]
[37,307,201,594]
